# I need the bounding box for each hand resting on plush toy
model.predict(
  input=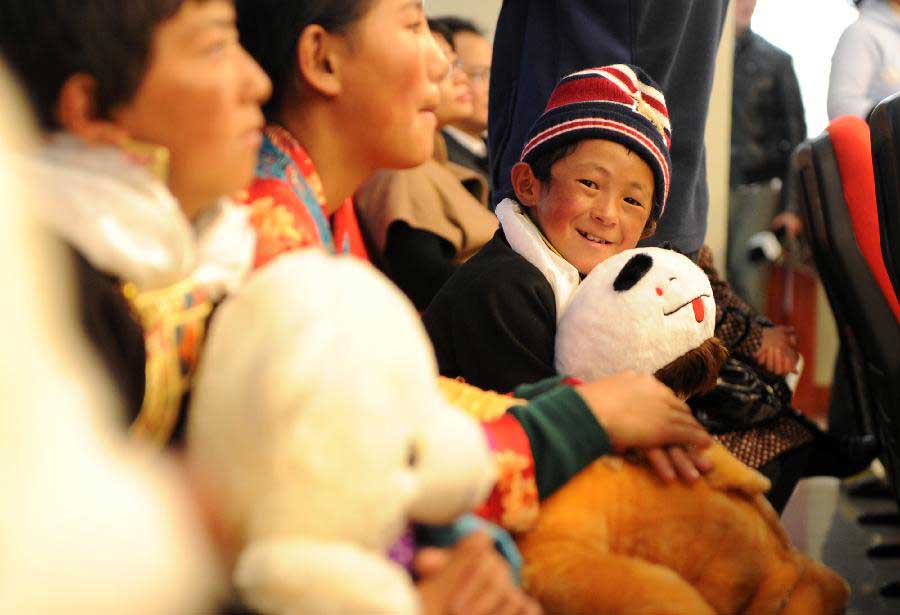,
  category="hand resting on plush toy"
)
[415,531,541,615]
[574,372,713,483]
